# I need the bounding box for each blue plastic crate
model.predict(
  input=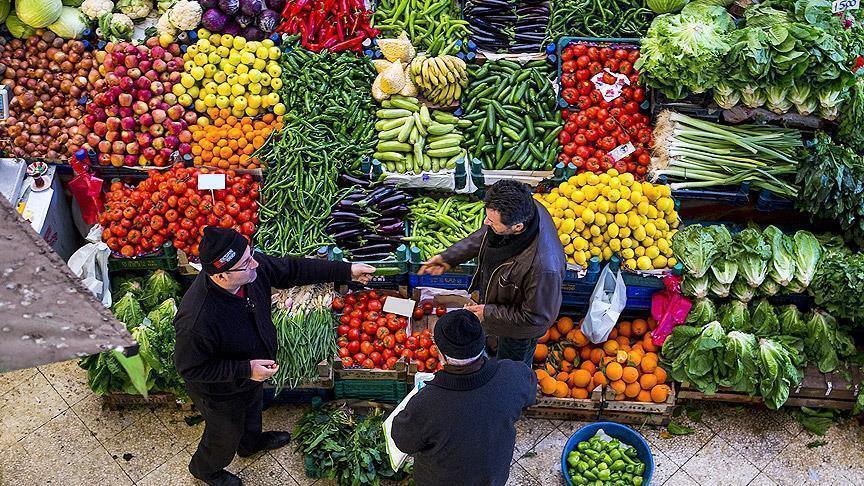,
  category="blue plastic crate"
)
[755,189,794,212]
[409,271,474,291]
[663,177,751,207]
